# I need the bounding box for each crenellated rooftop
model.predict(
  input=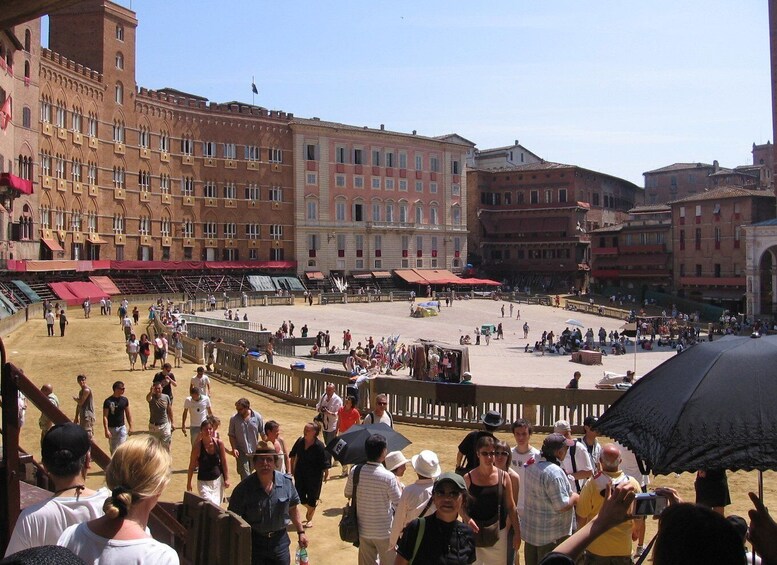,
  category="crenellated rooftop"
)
[135,87,293,121]
[40,48,103,83]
